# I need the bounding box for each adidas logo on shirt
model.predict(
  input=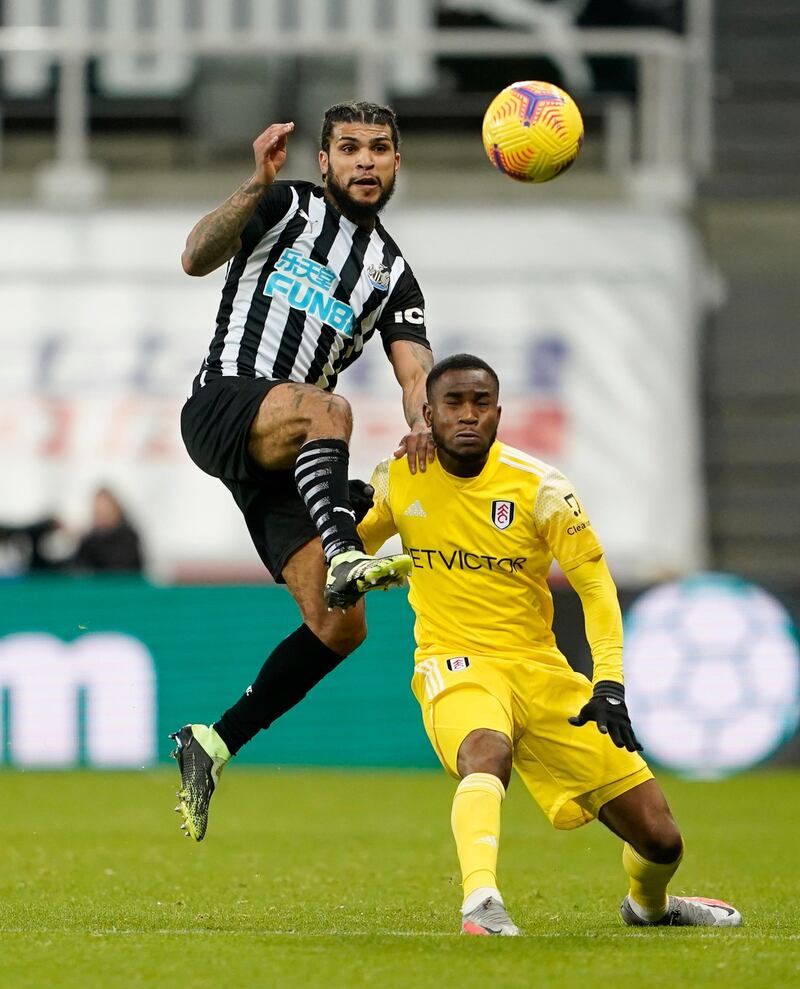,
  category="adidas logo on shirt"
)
[403,500,427,518]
